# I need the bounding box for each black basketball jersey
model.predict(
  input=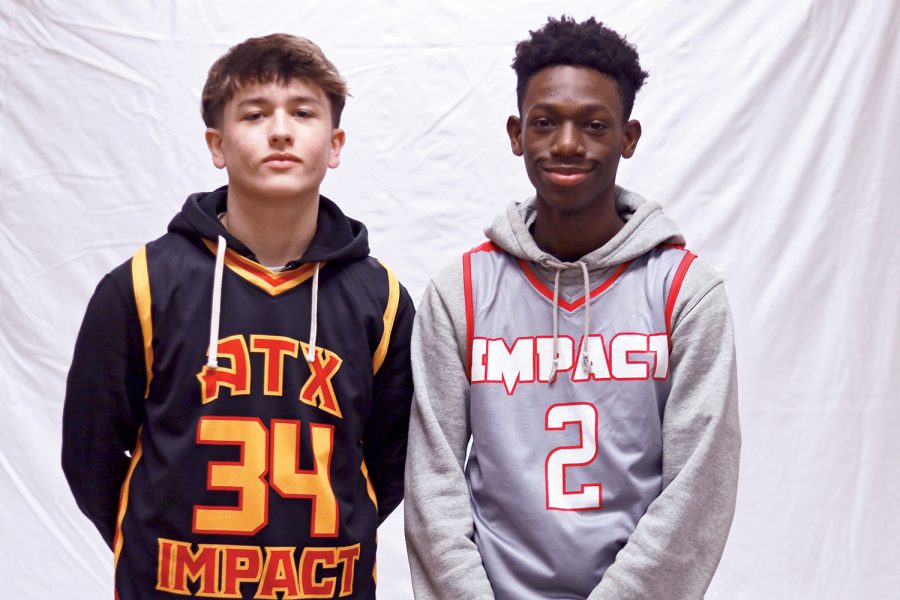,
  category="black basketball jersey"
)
[63,188,414,599]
